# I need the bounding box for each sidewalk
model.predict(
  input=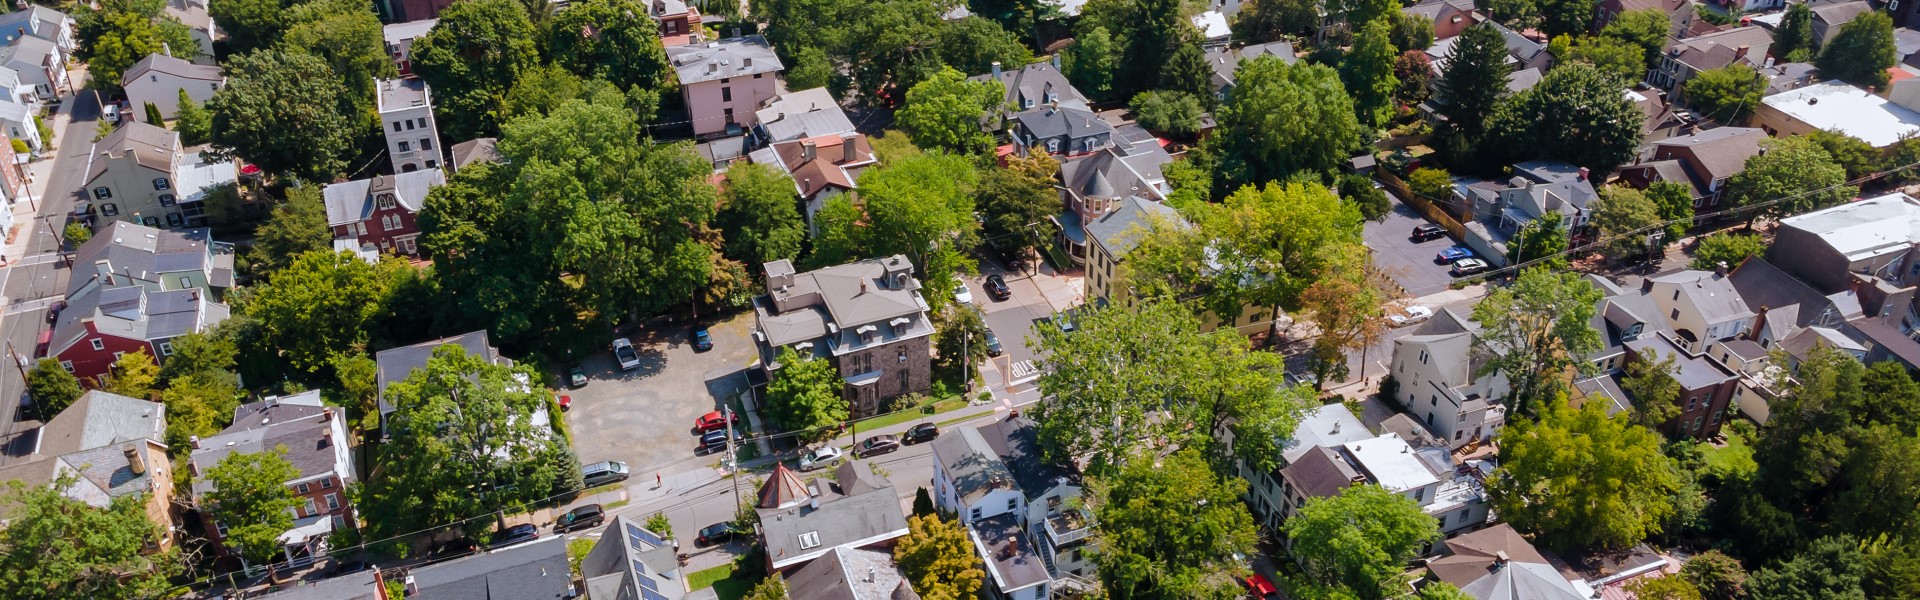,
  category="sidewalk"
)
[3,83,80,265]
